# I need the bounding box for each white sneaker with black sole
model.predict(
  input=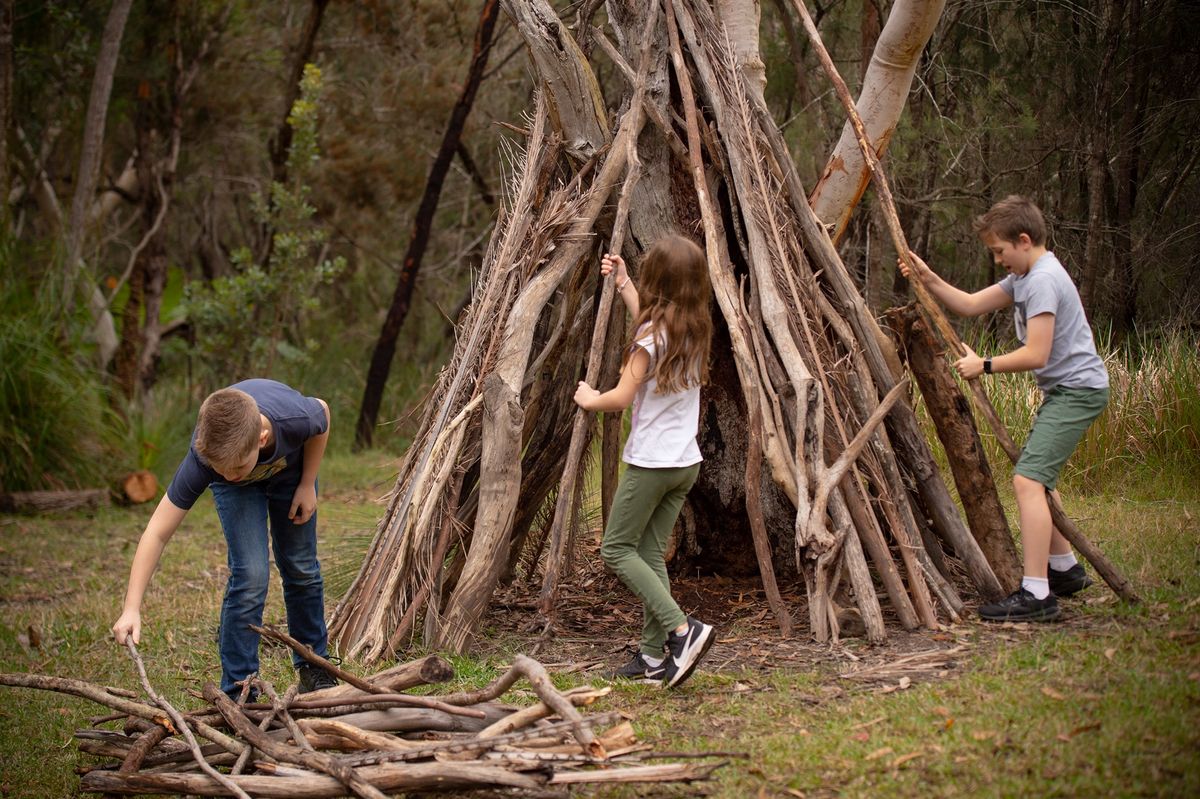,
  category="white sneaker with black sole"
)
[662,616,715,688]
